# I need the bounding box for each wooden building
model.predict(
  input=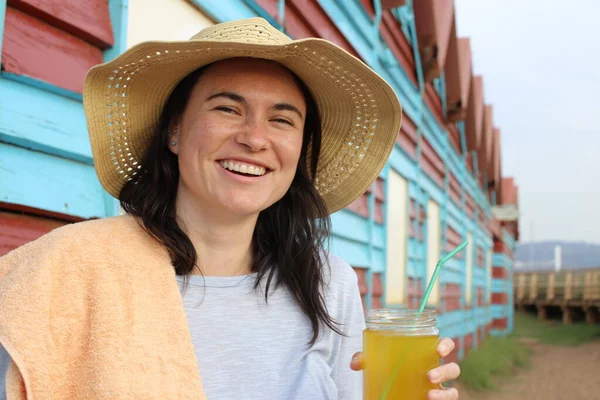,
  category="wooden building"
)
[0,0,520,362]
